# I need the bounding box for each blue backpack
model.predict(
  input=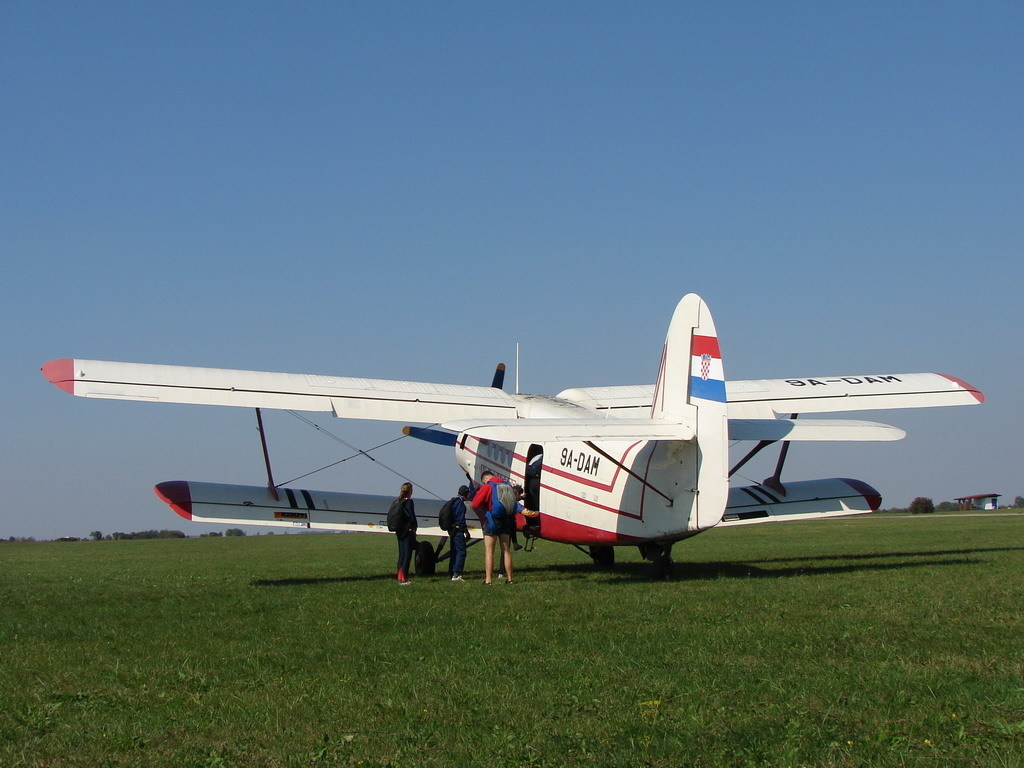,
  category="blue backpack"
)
[493,482,517,518]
